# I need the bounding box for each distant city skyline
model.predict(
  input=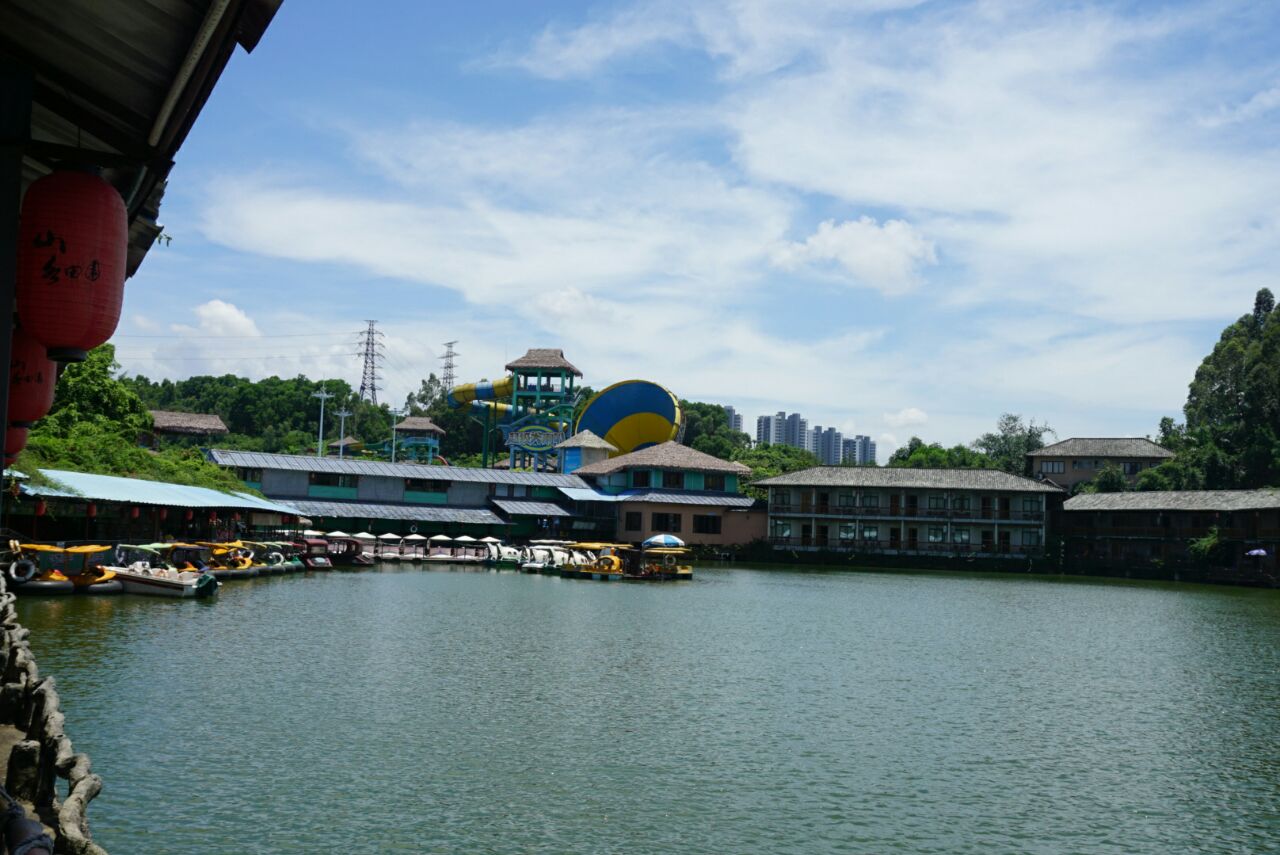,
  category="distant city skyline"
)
[748,407,878,464]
